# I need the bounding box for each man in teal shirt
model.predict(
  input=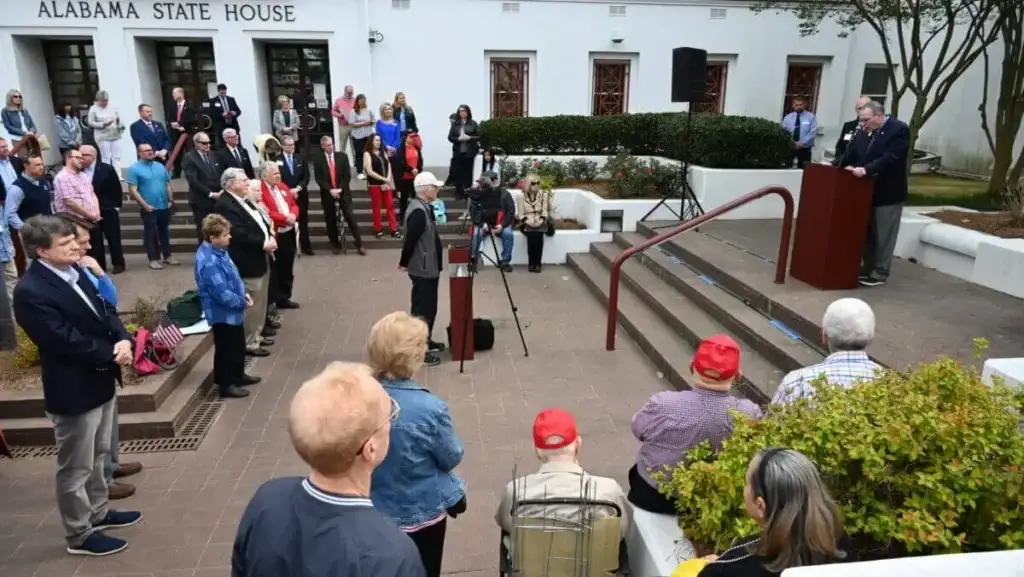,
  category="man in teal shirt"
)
[126,143,178,270]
